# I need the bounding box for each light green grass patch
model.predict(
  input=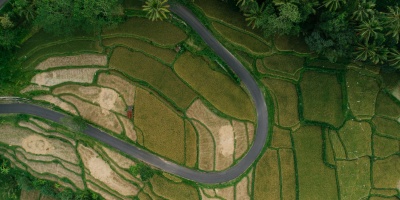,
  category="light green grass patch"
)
[279,149,296,200]
[300,71,345,128]
[254,149,280,200]
[102,37,177,64]
[293,126,338,200]
[150,174,199,200]
[194,0,265,38]
[337,158,371,200]
[329,129,347,159]
[372,155,400,190]
[274,35,310,54]
[102,17,186,45]
[134,88,185,164]
[271,126,292,148]
[110,47,197,109]
[184,120,197,168]
[375,92,400,119]
[338,121,372,159]
[175,53,255,121]
[373,135,399,158]
[346,70,379,119]
[17,30,94,58]
[212,22,270,54]
[263,54,304,75]
[307,59,346,69]
[263,77,299,127]
[324,129,335,166]
[21,40,102,68]
[372,117,400,139]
